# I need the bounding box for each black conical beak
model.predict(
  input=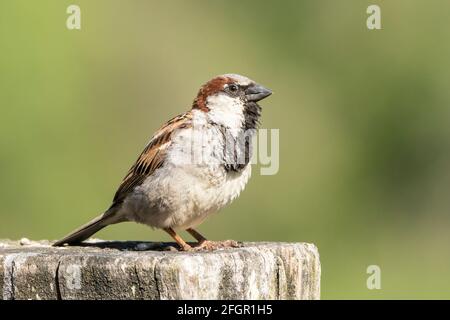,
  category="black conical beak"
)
[245,83,272,102]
